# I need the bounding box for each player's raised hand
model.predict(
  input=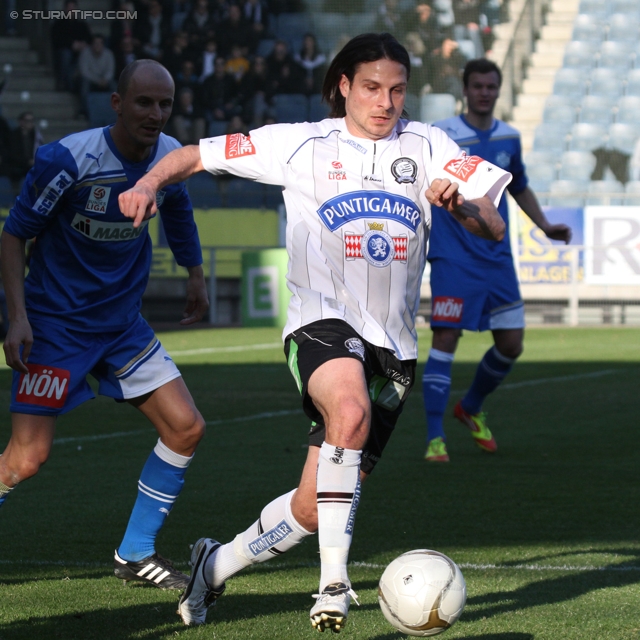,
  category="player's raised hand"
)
[181,266,209,325]
[426,178,465,212]
[543,223,572,244]
[118,182,158,228]
[3,316,33,374]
